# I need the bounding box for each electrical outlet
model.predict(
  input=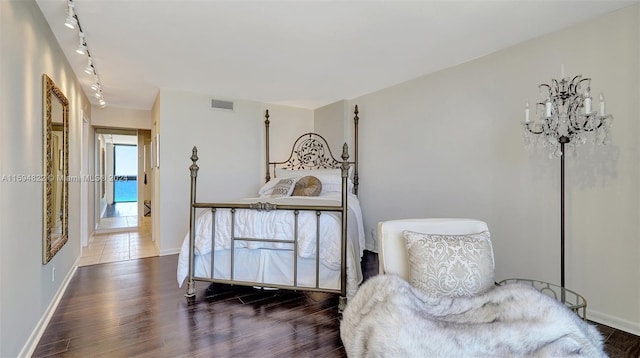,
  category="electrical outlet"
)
[52,267,56,282]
